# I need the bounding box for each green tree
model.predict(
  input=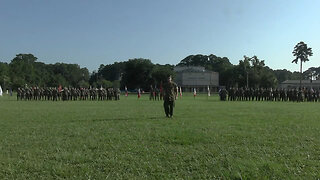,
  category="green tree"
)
[248,56,267,88]
[303,67,320,82]
[236,56,251,88]
[112,80,121,89]
[89,71,99,87]
[47,63,89,87]
[273,69,302,83]
[97,79,113,88]
[233,55,277,88]
[9,54,38,89]
[260,70,278,88]
[292,41,313,88]
[98,62,125,82]
[0,62,10,90]
[151,64,175,86]
[121,58,154,90]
